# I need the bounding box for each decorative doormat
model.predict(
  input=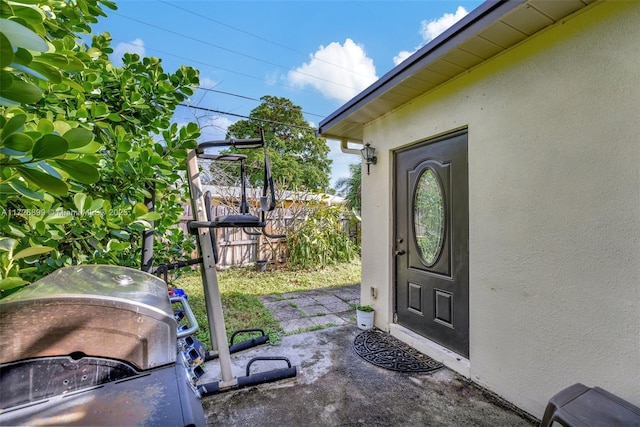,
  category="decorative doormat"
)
[353,329,443,373]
